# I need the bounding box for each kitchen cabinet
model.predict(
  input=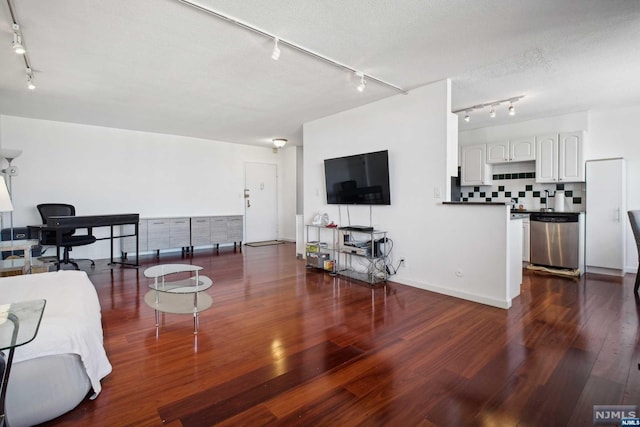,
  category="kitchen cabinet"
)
[461,144,492,186]
[522,216,530,262]
[559,131,585,182]
[535,131,585,183]
[486,137,535,164]
[585,158,625,274]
